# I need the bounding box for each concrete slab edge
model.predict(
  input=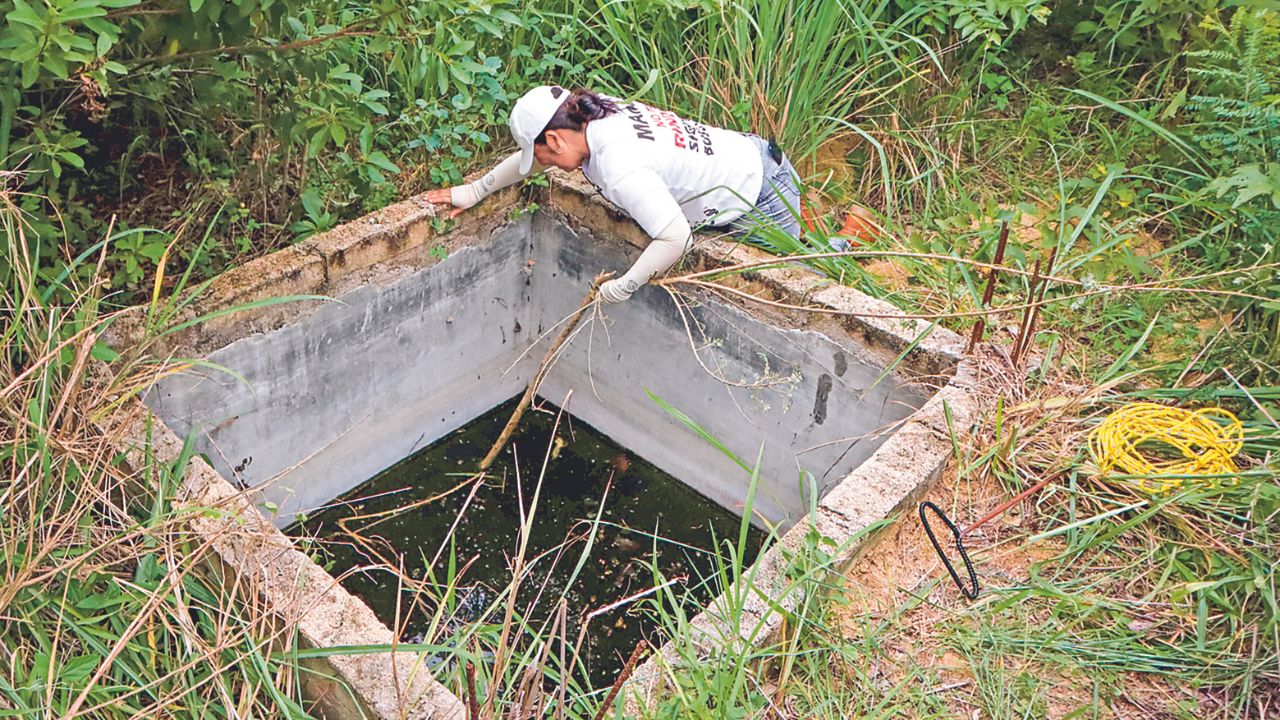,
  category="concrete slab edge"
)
[104,400,466,720]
